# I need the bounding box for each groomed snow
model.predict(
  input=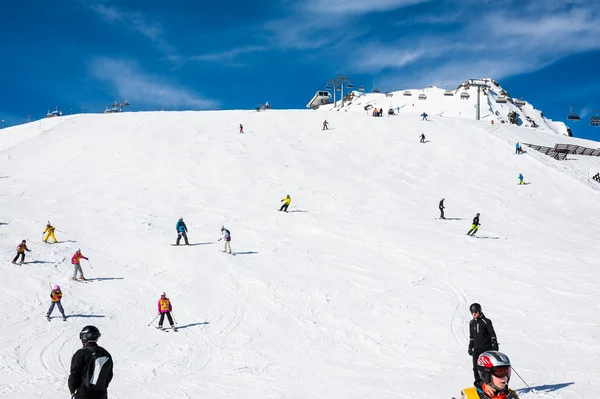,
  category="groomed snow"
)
[0,110,598,398]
